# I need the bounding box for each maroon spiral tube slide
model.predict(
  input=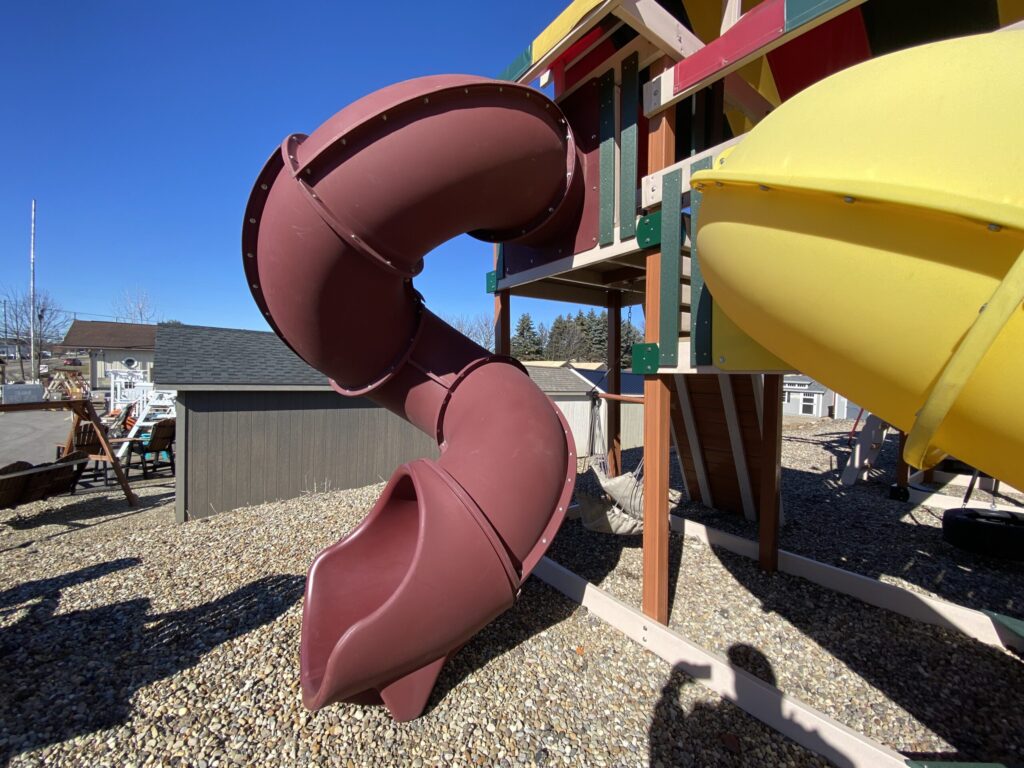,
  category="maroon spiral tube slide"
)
[242,76,583,721]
